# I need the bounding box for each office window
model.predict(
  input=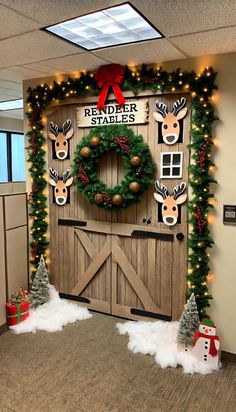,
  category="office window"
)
[0,132,8,182]
[0,131,26,182]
